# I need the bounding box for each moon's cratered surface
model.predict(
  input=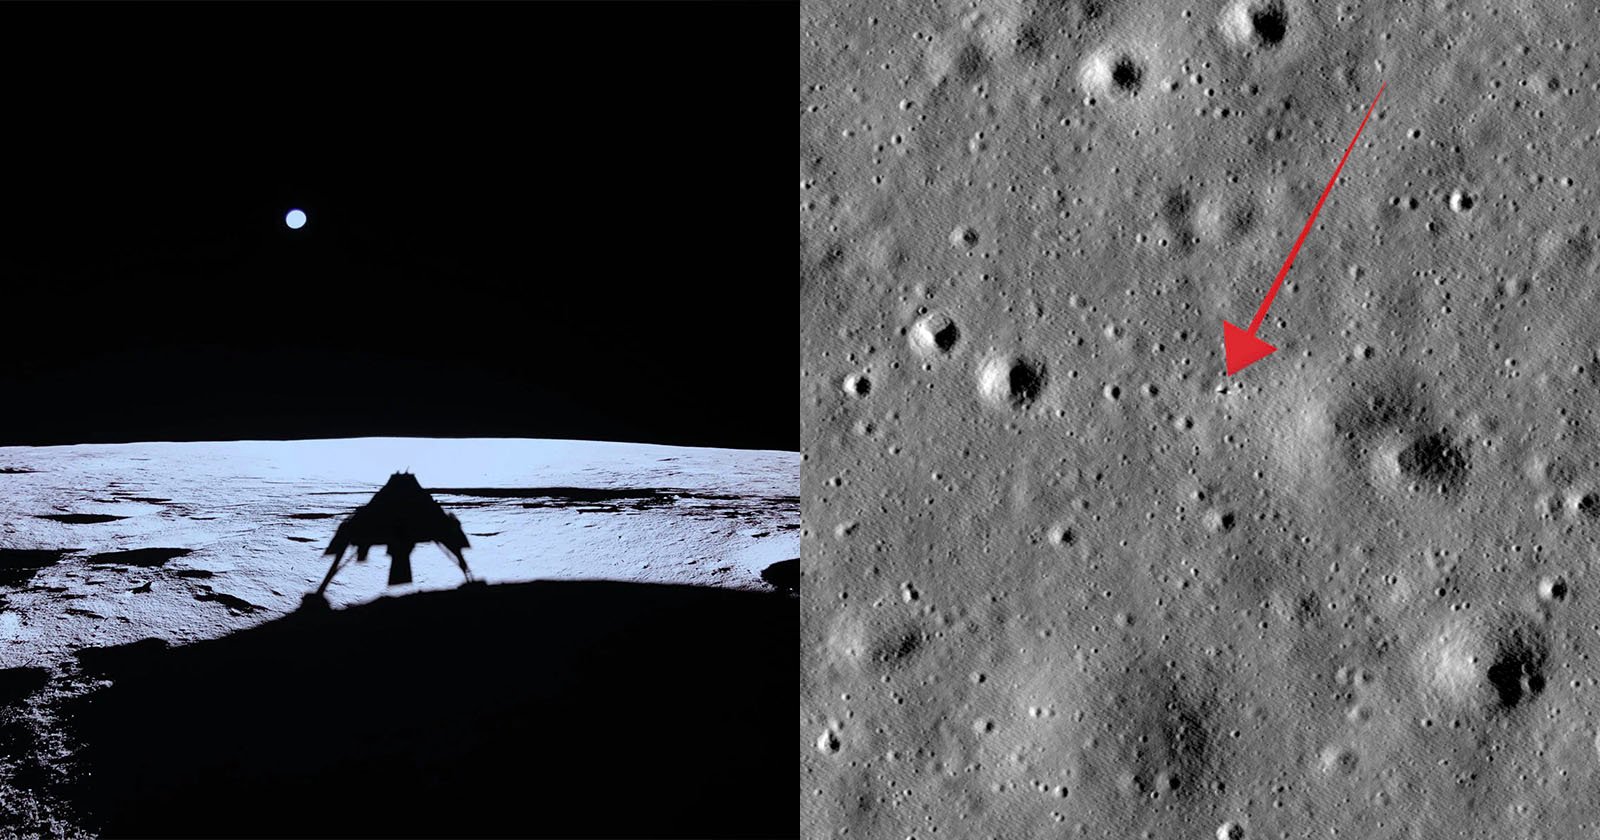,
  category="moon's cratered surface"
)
[802,0,1600,837]
[0,437,797,831]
